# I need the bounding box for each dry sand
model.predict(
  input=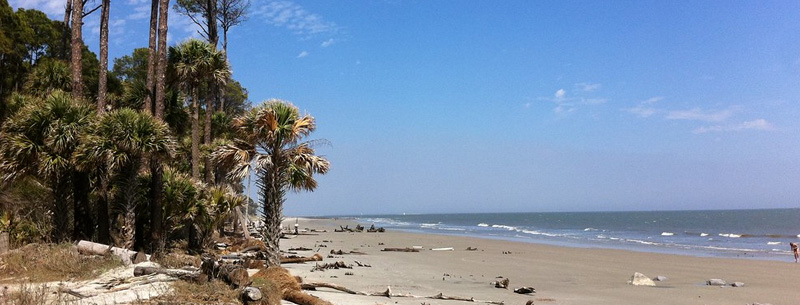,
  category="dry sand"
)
[280,218,800,305]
